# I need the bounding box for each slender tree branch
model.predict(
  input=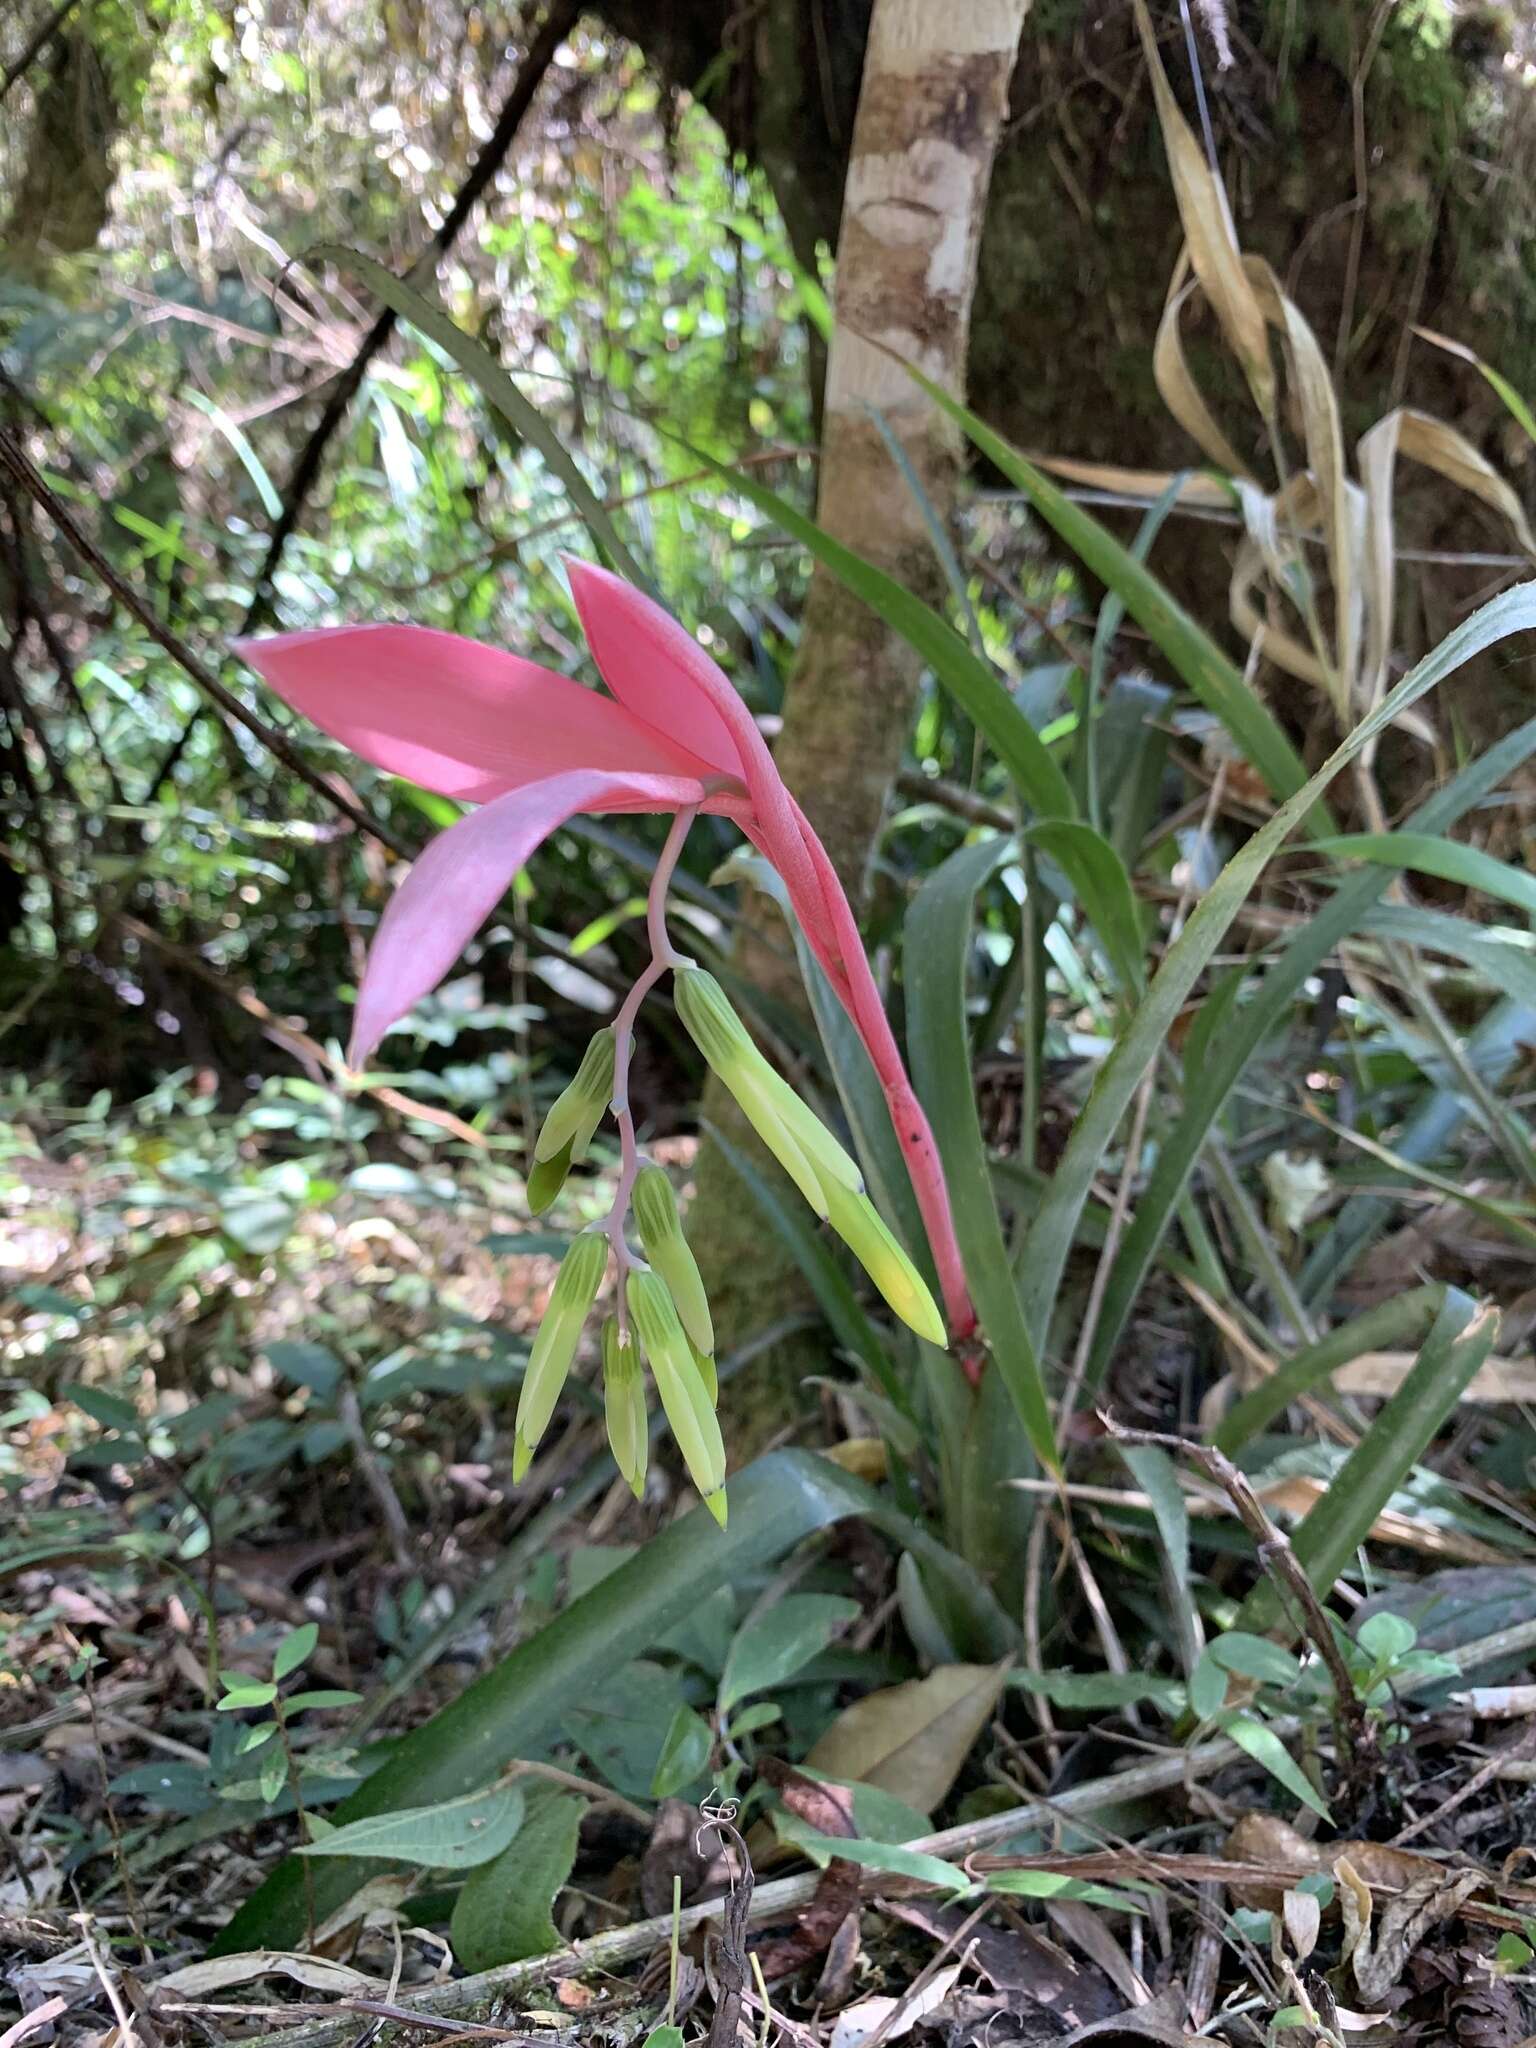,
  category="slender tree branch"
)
[0,0,81,102]
[0,429,409,853]
[240,0,581,635]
